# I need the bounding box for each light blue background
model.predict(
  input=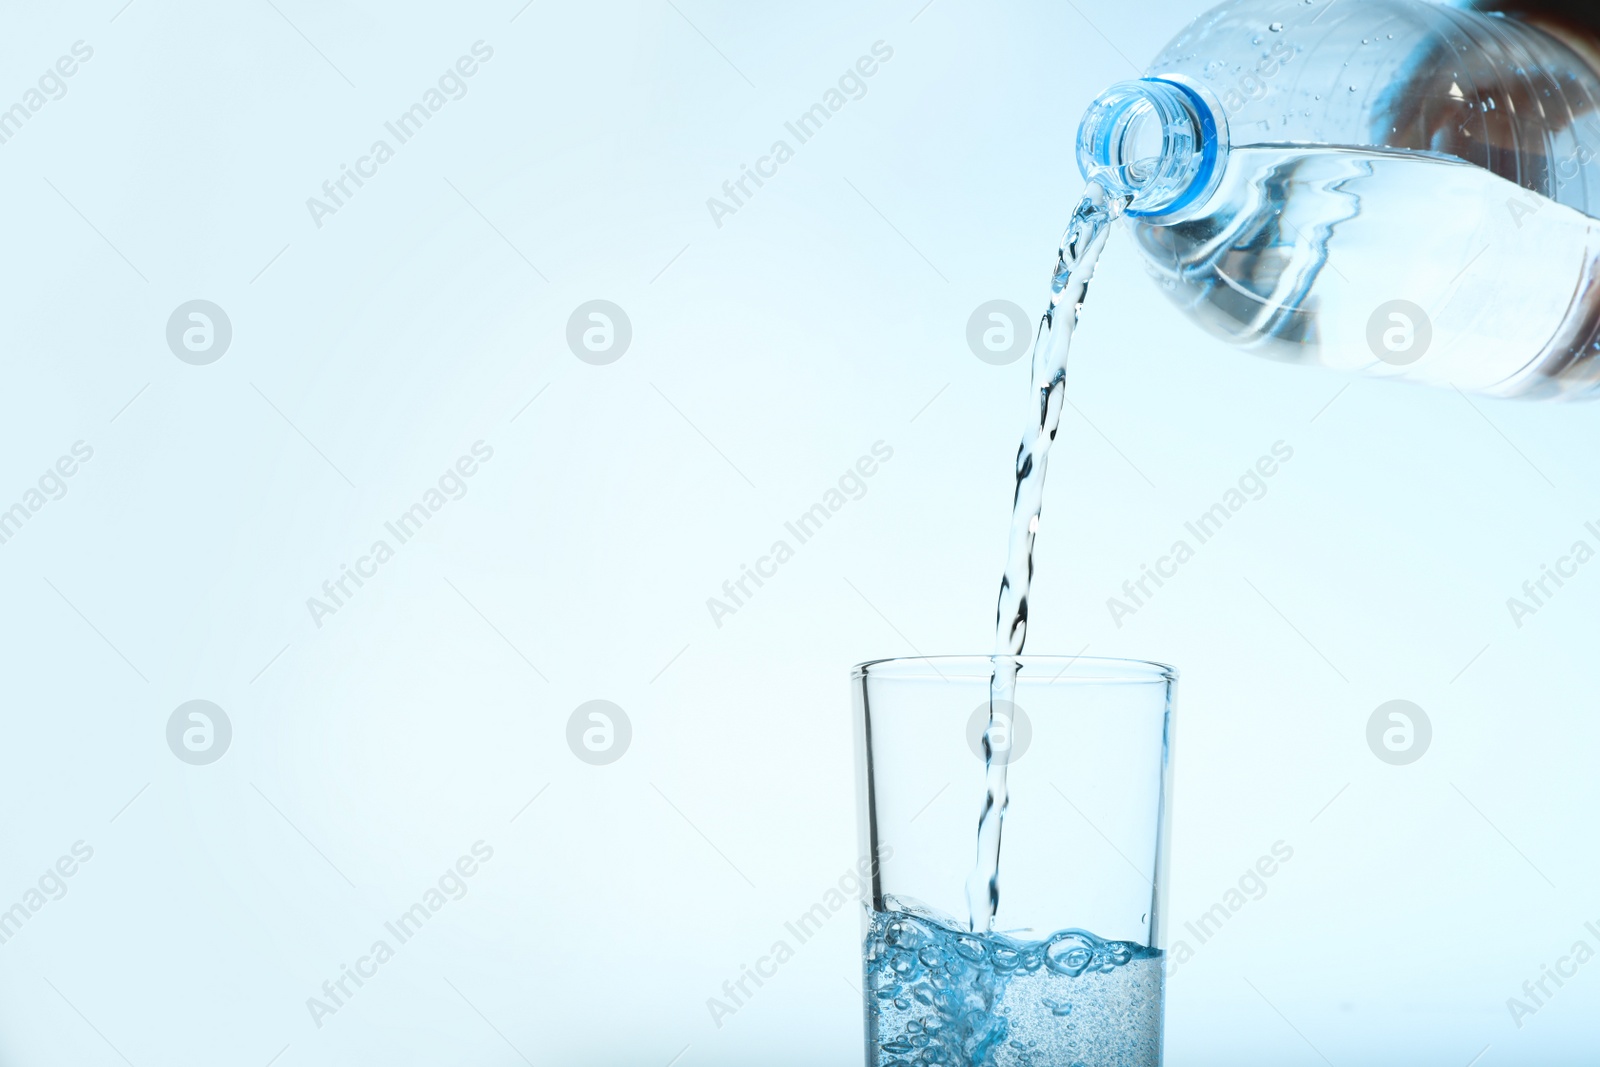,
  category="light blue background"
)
[0,0,1595,1064]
